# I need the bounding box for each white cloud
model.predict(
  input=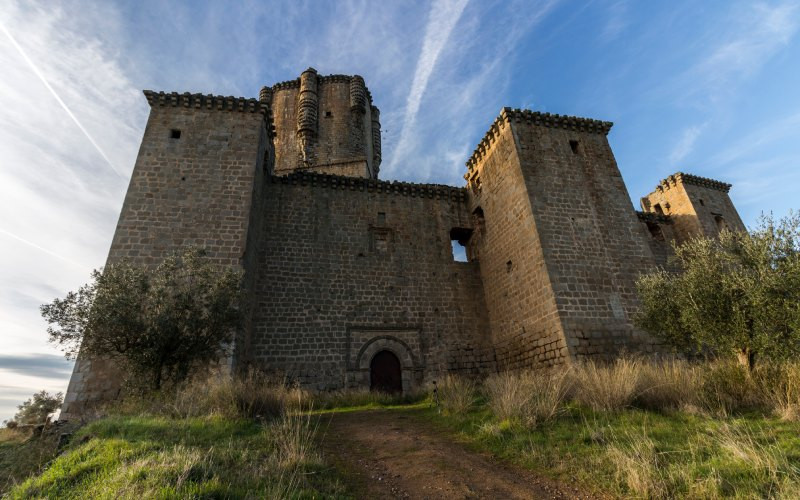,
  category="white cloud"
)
[669,123,706,164]
[688,2,799,100]
[387,0,470,173]
[0,0,145,422]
